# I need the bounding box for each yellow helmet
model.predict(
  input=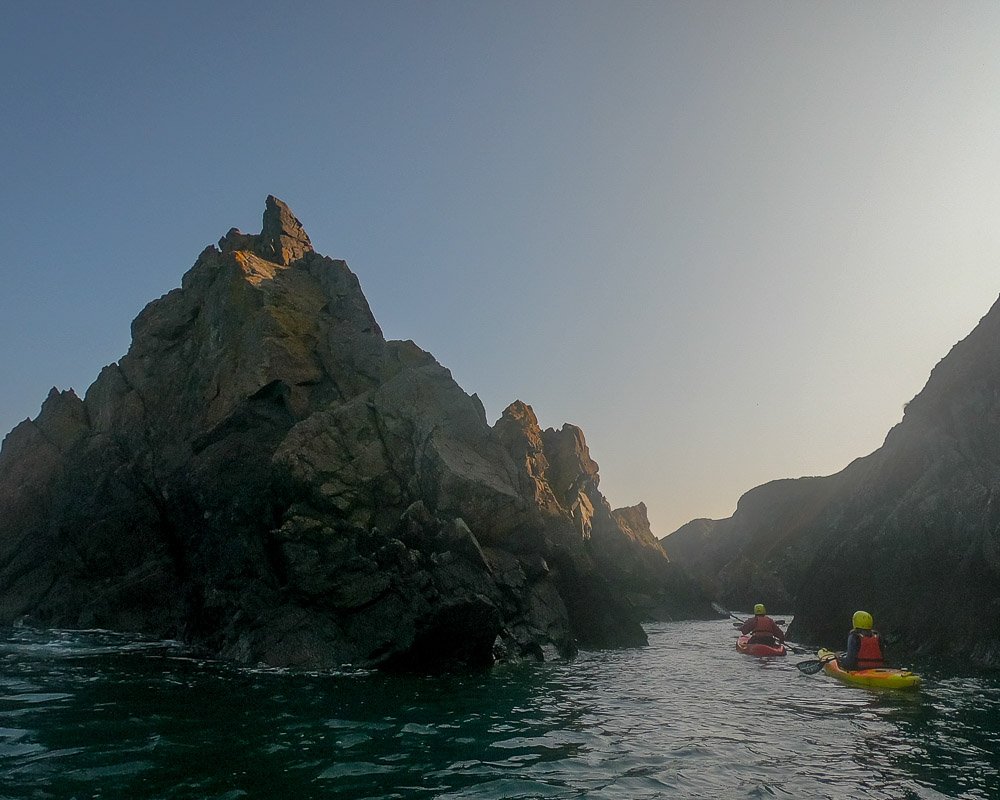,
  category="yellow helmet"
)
[852,610,873,630]
[754,603,766,615]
